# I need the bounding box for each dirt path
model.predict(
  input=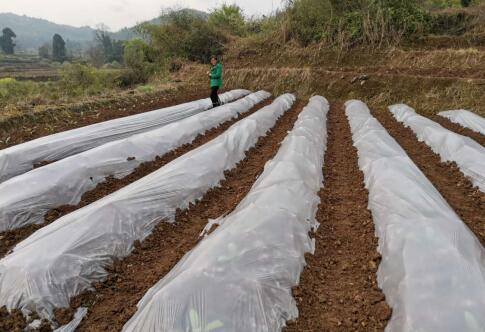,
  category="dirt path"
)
[0,99,274,258]
[285,102,391,332]
[372,109,485,247]
[429,114,485,147]
[43,101,305,331]
[0,84,207,149]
